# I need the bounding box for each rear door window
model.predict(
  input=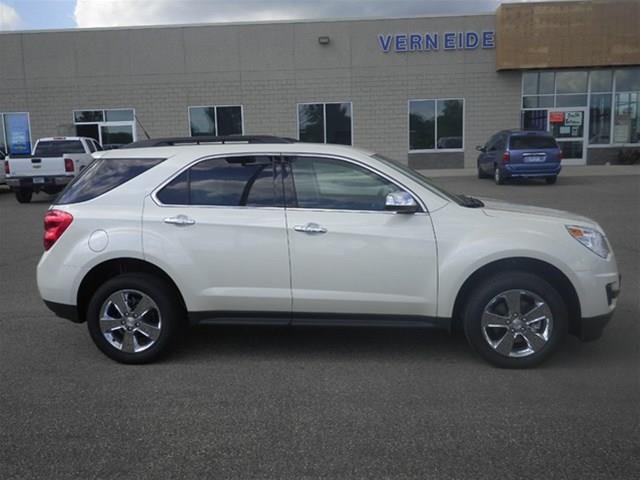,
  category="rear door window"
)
[510,136,558,149]
[156,156,281,207]
[34,140,85,157]
[56,158,165,204]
